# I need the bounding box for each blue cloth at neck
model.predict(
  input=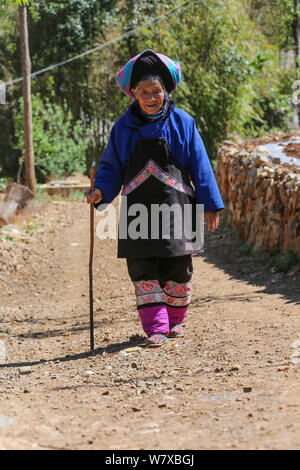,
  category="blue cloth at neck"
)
[132,98,173,123]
